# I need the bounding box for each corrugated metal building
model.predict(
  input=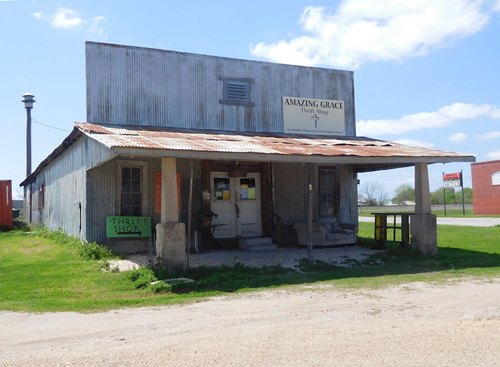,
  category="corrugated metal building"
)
[22,42,474,258]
